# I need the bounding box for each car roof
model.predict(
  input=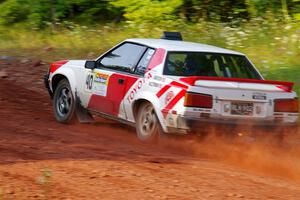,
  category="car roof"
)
[125,38,244,55]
